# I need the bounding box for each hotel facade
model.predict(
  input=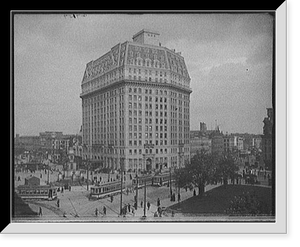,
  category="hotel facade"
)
[80,29,192,172]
